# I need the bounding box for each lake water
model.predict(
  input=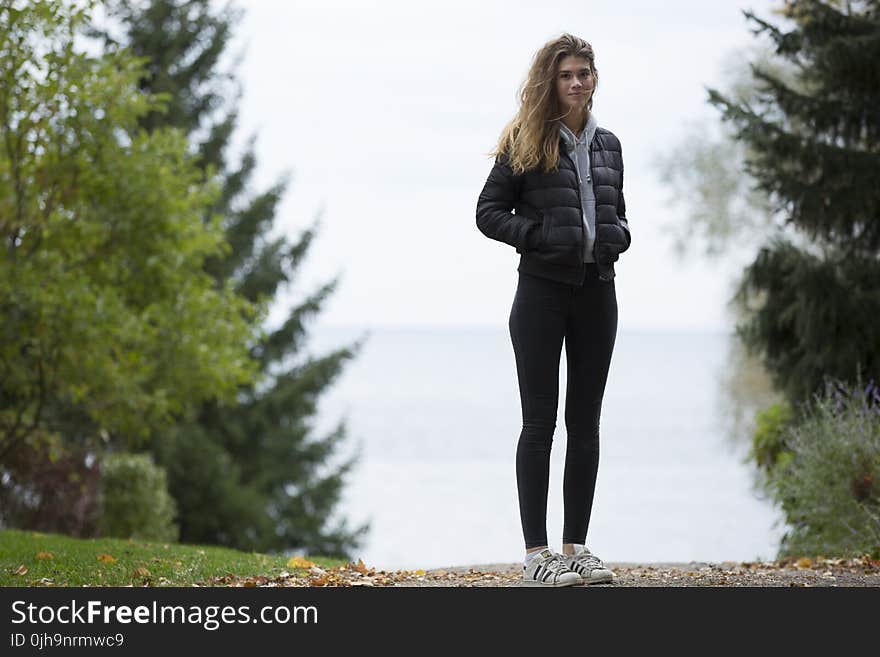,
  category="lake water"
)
[306,326,785,571]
